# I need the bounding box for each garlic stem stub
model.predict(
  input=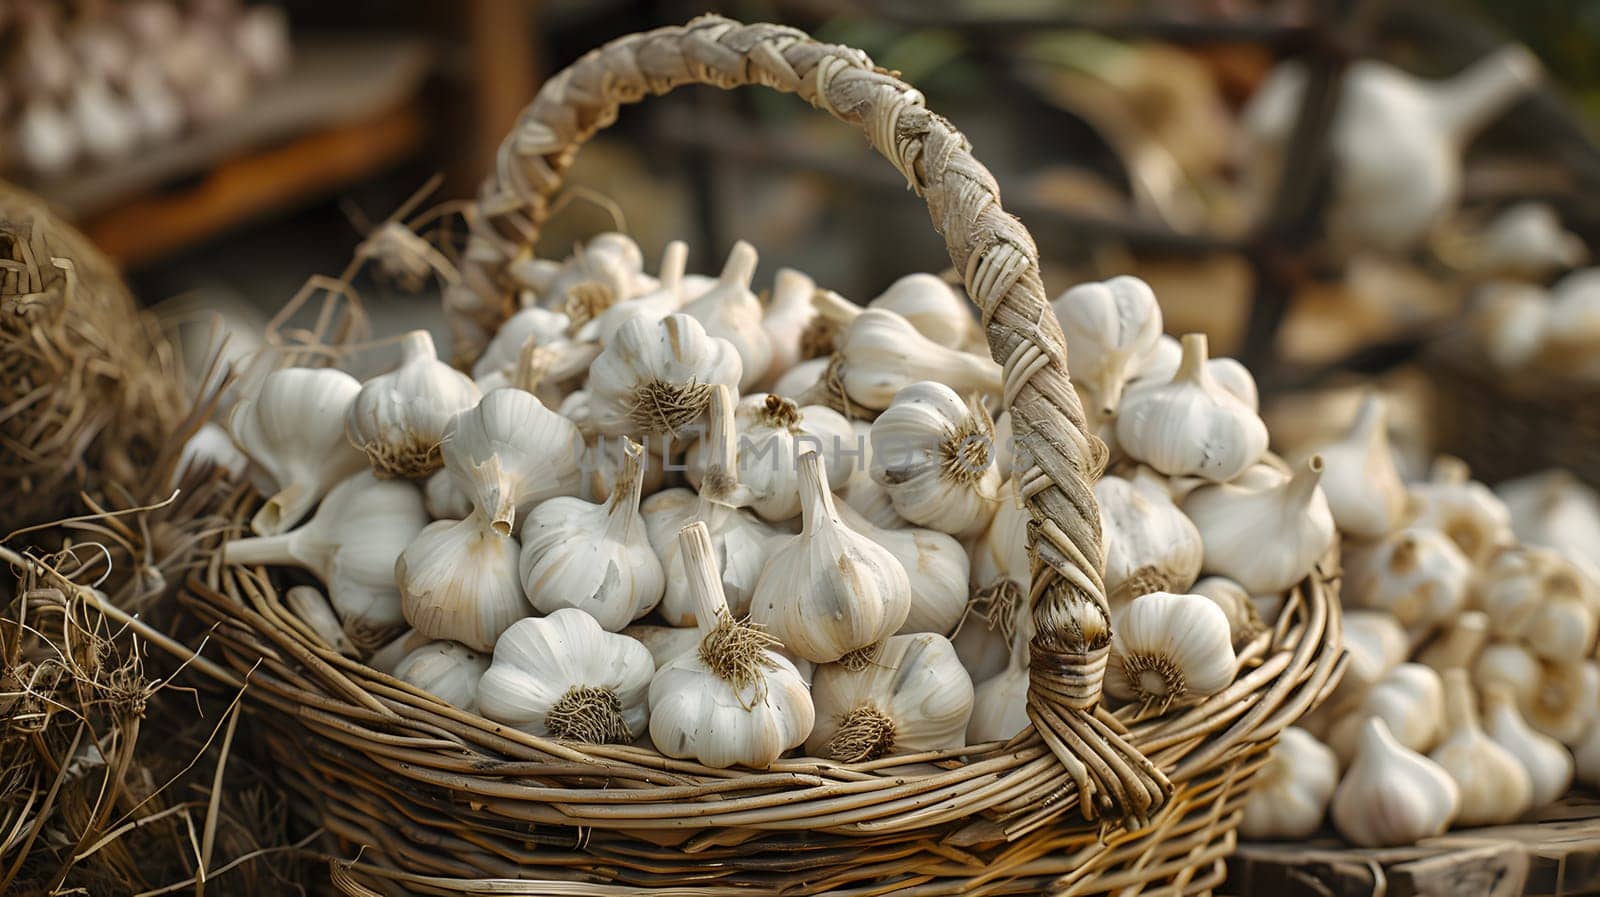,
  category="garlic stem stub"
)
[1115,333,1268,482]
[440,388,584,536]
